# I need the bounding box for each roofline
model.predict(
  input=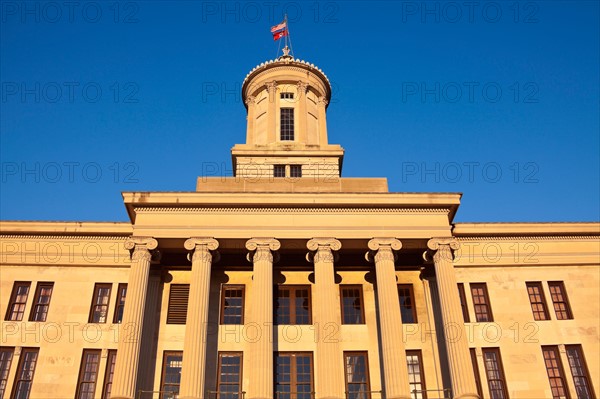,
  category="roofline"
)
[0,221,133,235]
[453,222,600,236]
